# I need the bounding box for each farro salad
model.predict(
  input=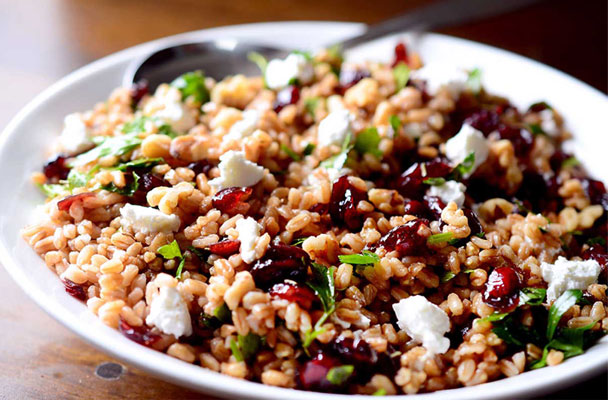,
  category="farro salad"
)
[22,42,607,395]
